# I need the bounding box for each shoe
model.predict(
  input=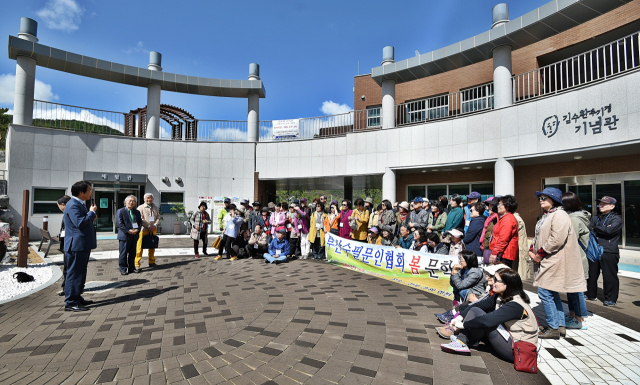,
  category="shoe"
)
[436,310,455,324]
[586,297,598,301]
[565,317,584,330]
[436,324,456,339]
[148,263,158,268]
[559,326,566,338]
[121,271,128,276]
[58,290,64,296]
[440,336,470,355]
[65,305,90,312]
[264,260,270,264]
[538,326,560,339]
[202,252,209,256]
[79,298,94,305]
[194,254,199,259]
[248,257,254,260]
[230,256,238,261]
[604,301,616,307]
[214,255,223,260]
[133,269,142,274]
